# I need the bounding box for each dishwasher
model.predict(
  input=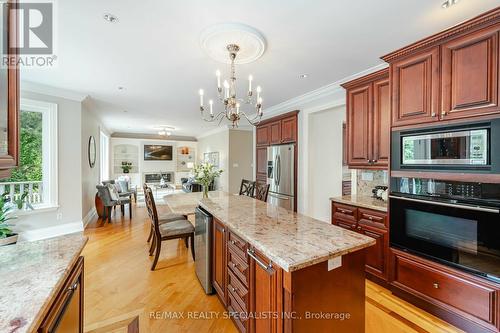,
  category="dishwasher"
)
[194,206,214,294]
